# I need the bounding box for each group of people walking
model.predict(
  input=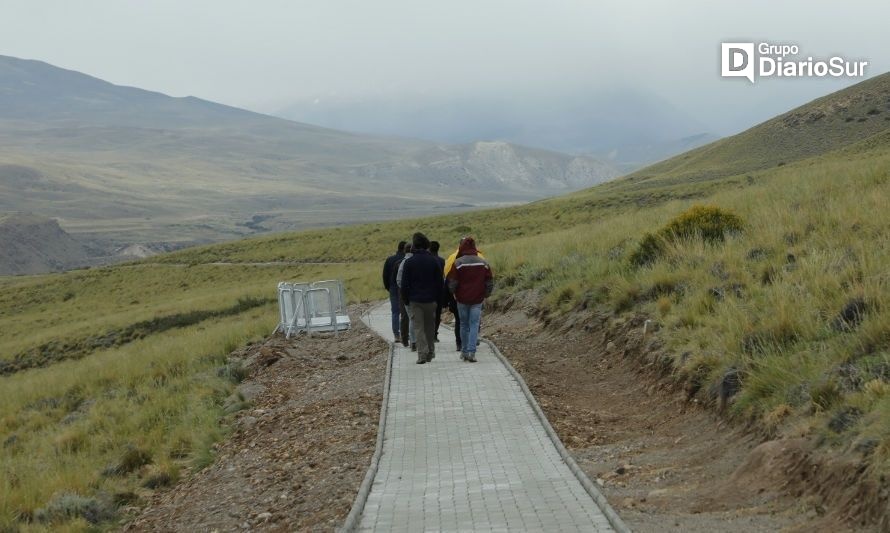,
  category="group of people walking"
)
[382,233,494,364]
